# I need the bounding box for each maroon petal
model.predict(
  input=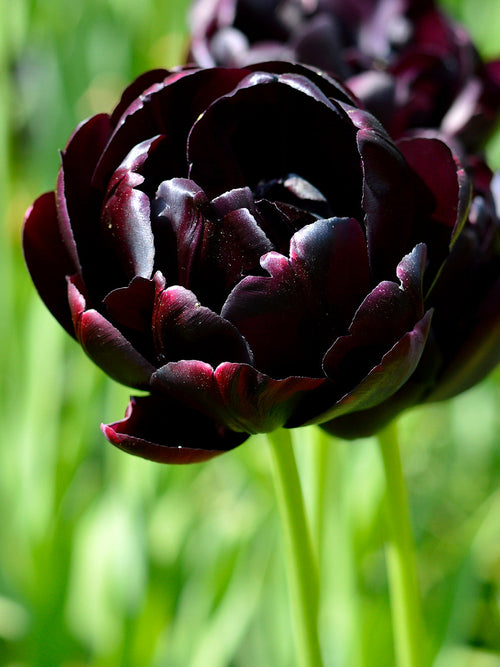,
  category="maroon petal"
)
[152,285,253,366]
[110,69,170,126]
[102,394,248,464]
[56,113,115,299]
[222,217,370,378]
[155,178,272,310]
[211,186,257,218]
[23,191,79,337]
[398,136,470,245]
[308,310,433,425]
[246,61,358,106]
[68,277,155,389]
[93,68,250,190]
[323,244,426,385]
[353,117,415,281]
[152,360,324,434]
[101,141,157,280]
[427,277,500,402]
[103,276,157,333]
[187,71,361,211]
[57,113,113,232]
